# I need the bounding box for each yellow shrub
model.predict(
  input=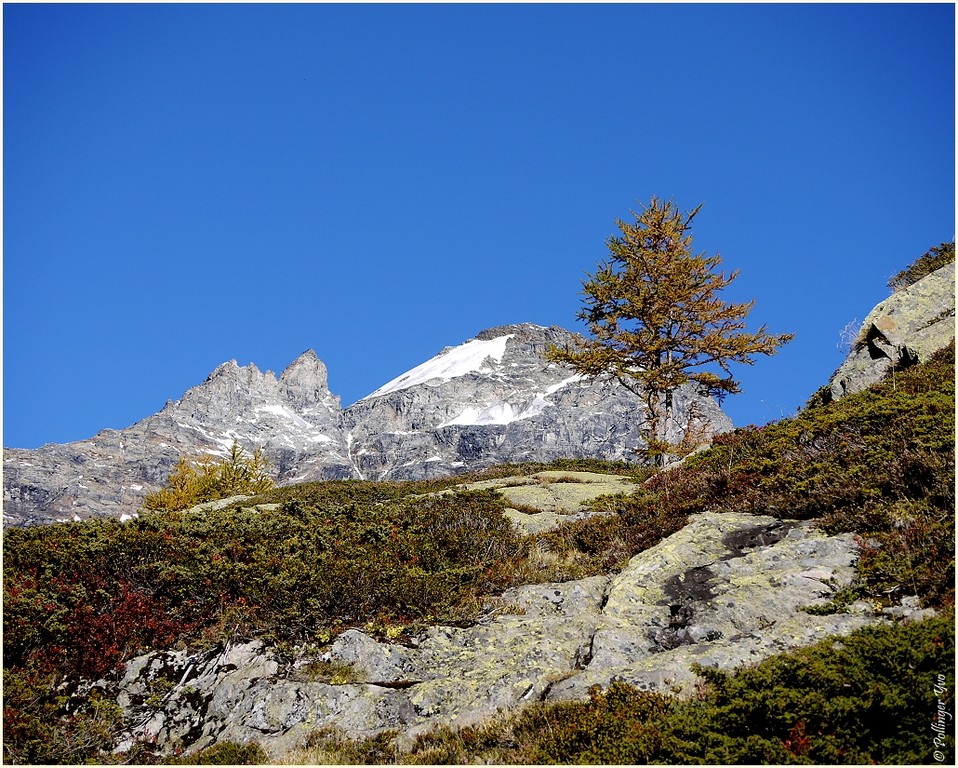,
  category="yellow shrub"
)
[144,441,274,512]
